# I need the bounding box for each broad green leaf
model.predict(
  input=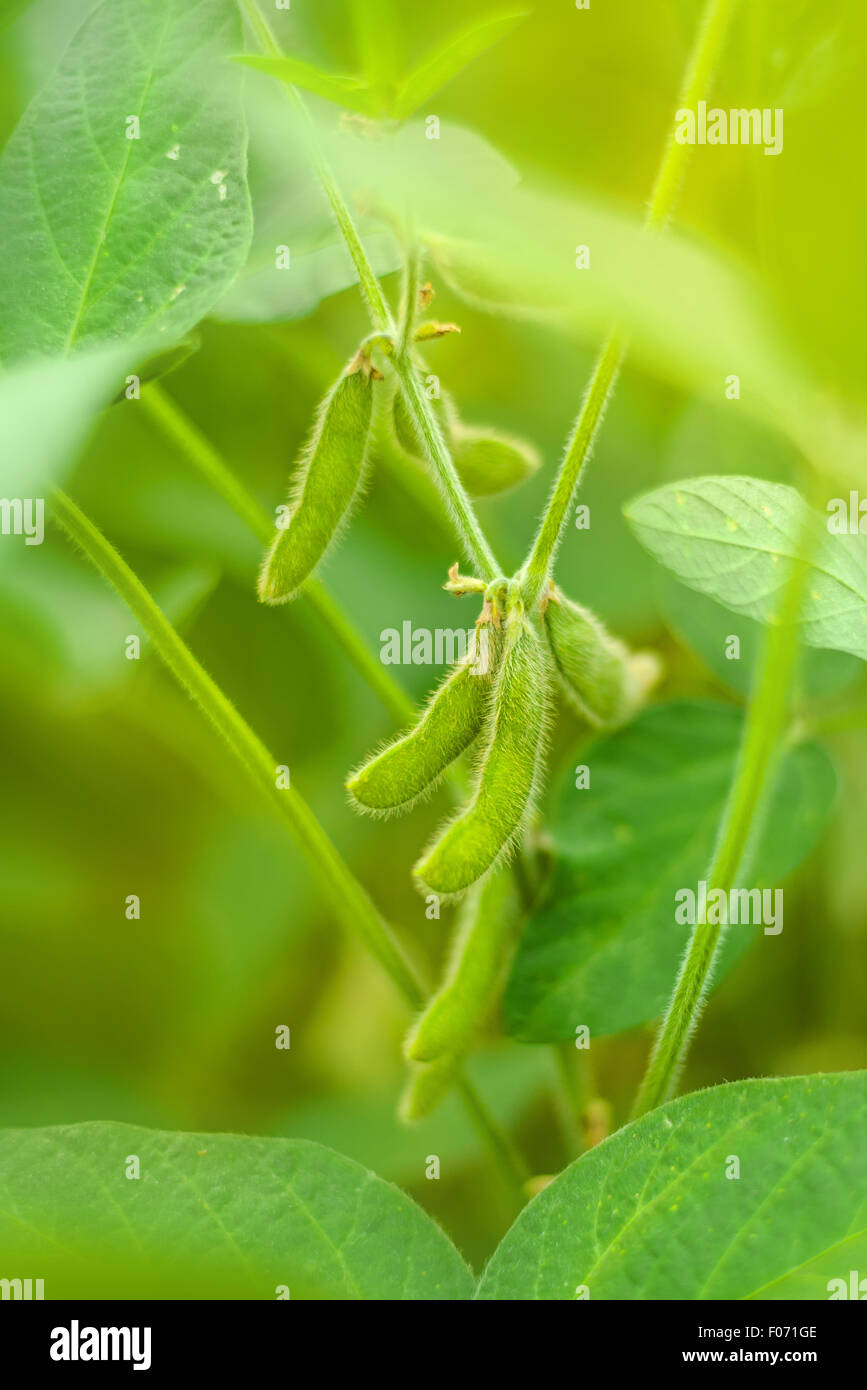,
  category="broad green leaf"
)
[0,342,131,499]
[215,73,401,324]
[322,117,845,470]
[121,331,201,395]
[477,1072,867,1300]
[657,570,863,701]
[0,1121,474,1299]
[0,0,35,35]
[0,0,252,363]
[237,11,527,121]
[235,54,378,117]
[424,188,808,428]
[325,117,520,240]
[625,476,867,663]
[657,412,862,698]
[392,11,528,121]
[504,702,836,1042]
[0,550,218,702]
[217,224,401,324]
